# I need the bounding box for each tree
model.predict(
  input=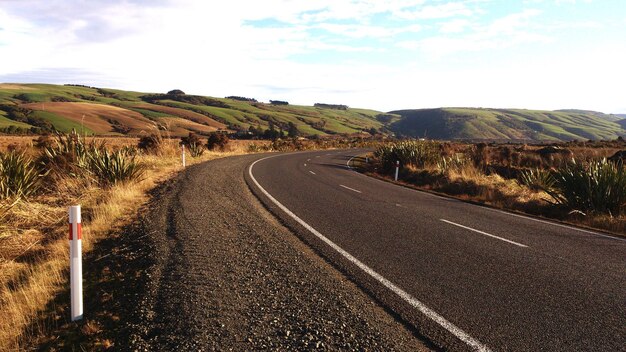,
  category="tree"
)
[167,89,185,95]
[263,121,283,140]
[207,132,230,151]
[288,122,299,138]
